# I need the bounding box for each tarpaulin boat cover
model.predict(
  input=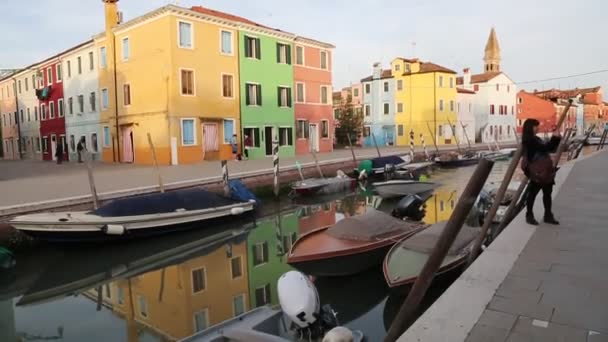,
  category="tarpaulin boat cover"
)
[401,222,480,255]
[370,155,406,169]
[327,209,424,242]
